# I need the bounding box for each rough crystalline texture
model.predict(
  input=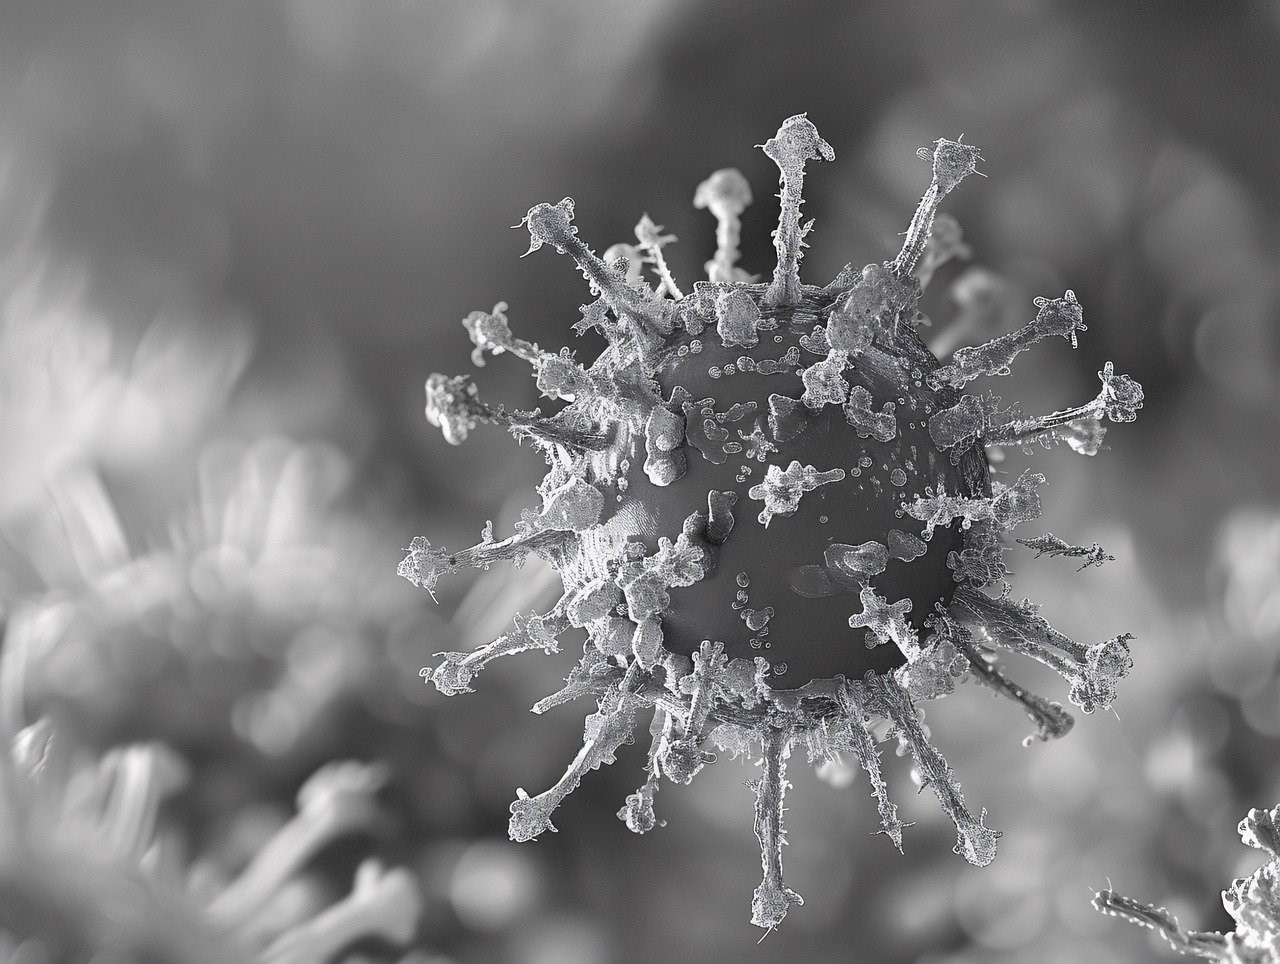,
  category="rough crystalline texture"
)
[1095,805,1280,962]
[400,114,1145,930]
